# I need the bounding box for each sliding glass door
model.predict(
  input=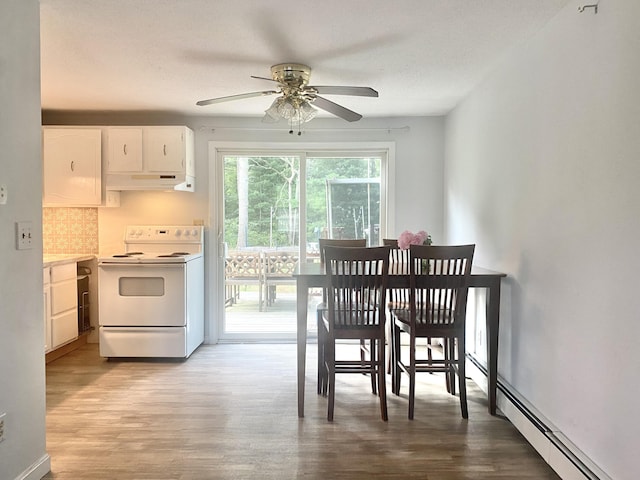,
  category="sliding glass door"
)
[222,154,300,338]
[217,148,387,341]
